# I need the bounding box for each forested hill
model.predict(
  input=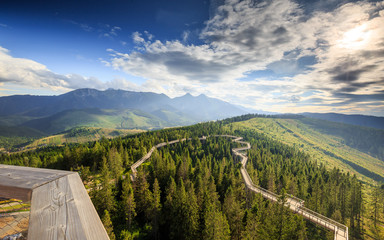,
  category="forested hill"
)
[0,88,245,126]
[1,115,383,239]
[230,115,384,183]
[302,112,384,130]
[0,88,246,149]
